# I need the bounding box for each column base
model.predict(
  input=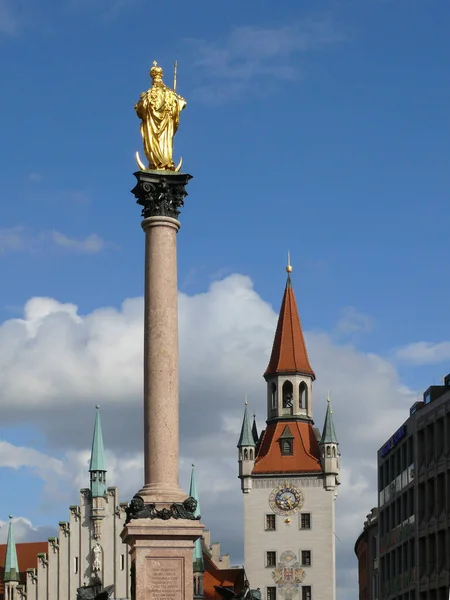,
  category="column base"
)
[136,483,187,505]
[121,519,203,600]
